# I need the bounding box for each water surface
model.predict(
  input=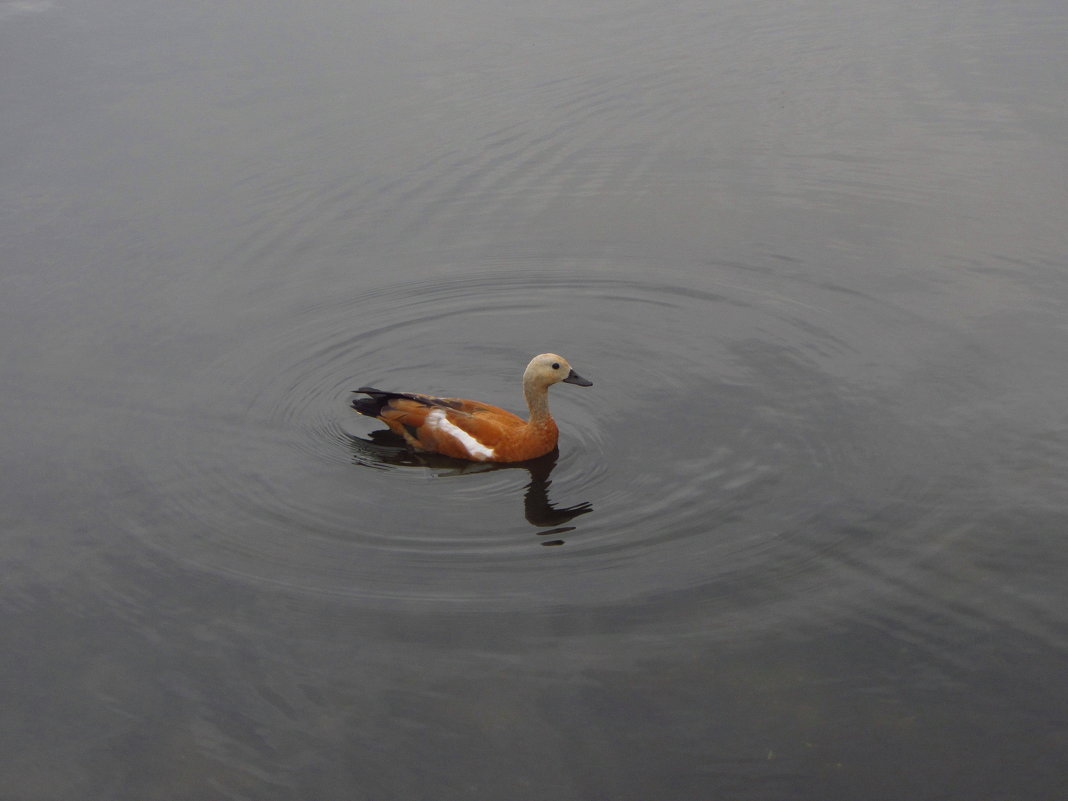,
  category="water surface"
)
[3,1,1068,799]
